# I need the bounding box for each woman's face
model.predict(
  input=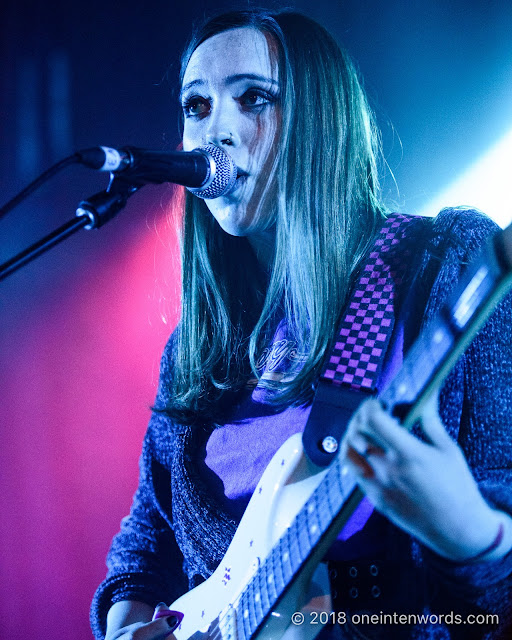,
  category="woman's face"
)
[181,27,280,237]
